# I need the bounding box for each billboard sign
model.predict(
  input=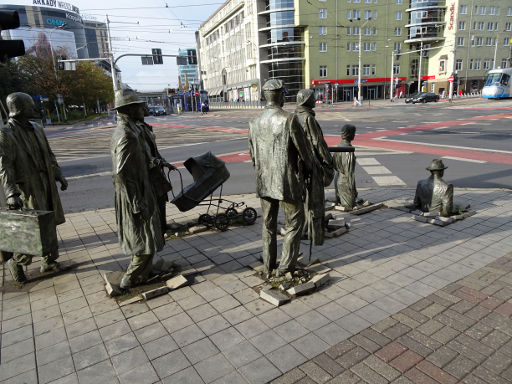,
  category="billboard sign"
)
[4,27,78,59]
